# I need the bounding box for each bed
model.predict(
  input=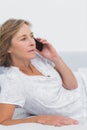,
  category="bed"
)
[0,51,87,130]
